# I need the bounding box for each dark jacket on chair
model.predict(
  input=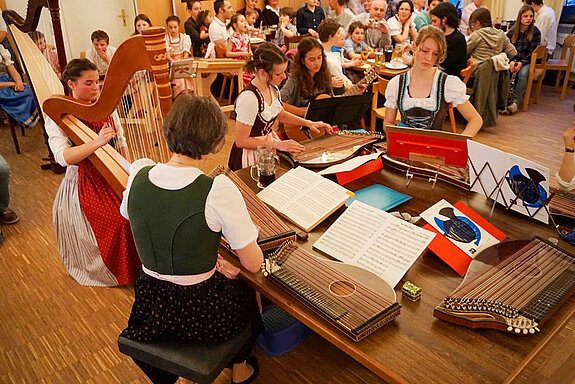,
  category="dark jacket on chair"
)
[470,59,509,128]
